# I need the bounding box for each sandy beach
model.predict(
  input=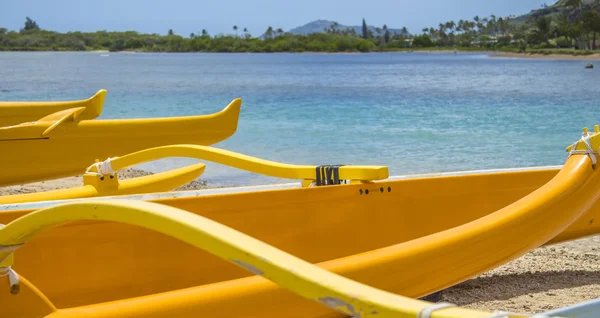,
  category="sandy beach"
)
[490,52,600,61]
[442,236,600,314]
[1,169,600,315]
